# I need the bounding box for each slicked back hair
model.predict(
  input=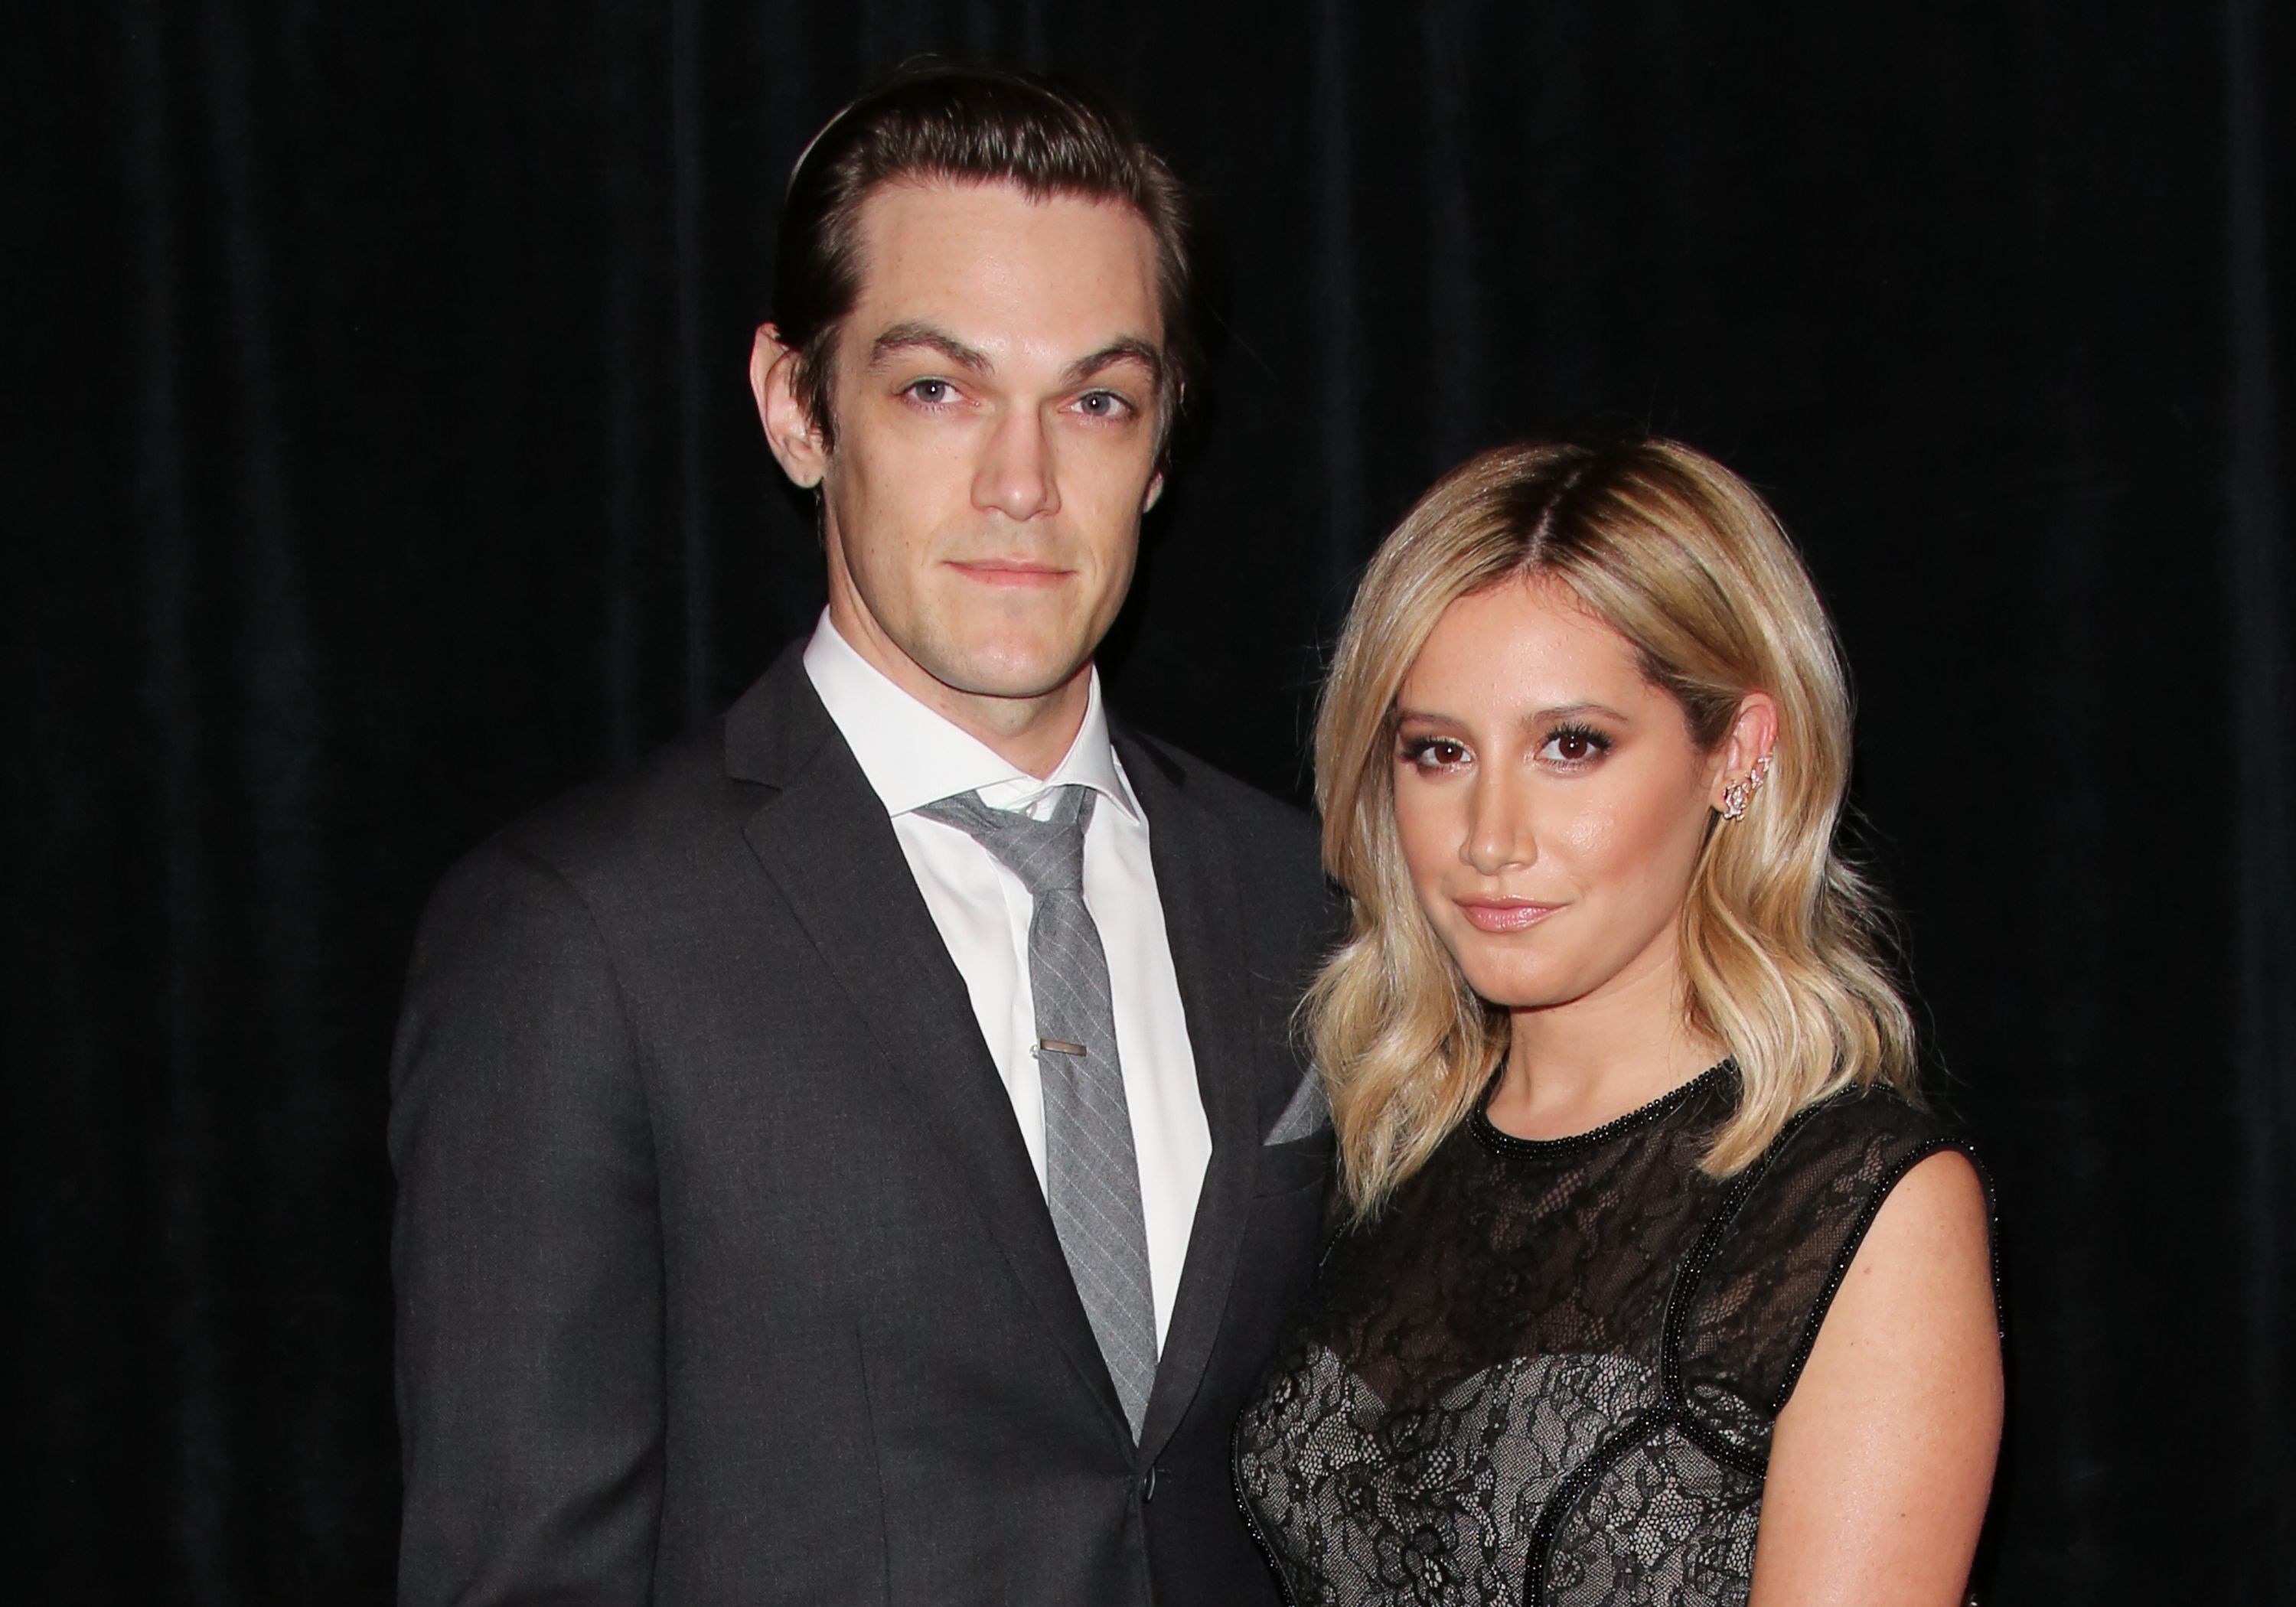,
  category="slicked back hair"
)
[773,60,1198,462]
